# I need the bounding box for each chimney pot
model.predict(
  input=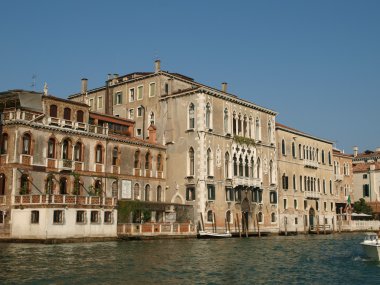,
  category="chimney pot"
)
[353,146,358,157]
[222,82,227,92]
[155,59,161,73]
[81,78,88,95]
